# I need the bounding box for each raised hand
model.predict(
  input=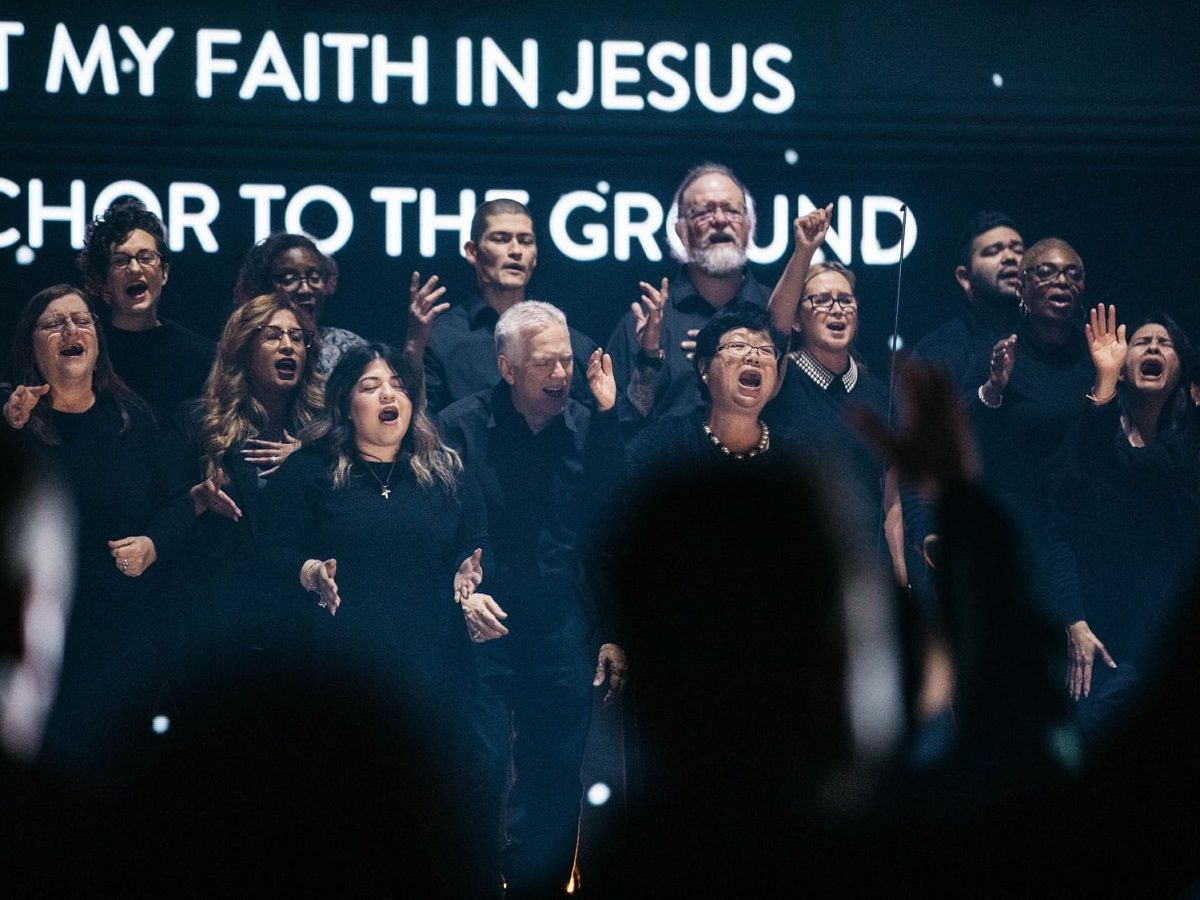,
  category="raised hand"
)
[461,592,509,642]
[1085,303,1126,402]
[407,270,450,353]
[3,383,50,430]
[108,535,158,578]
[454,547,484,601]
[189,467,242,520]
[586,348,616,412]
[632,277,668,353]
[241,429,300,477]
[980,333,1017,406]
[852,362,979,502]
[793,203,833,258]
